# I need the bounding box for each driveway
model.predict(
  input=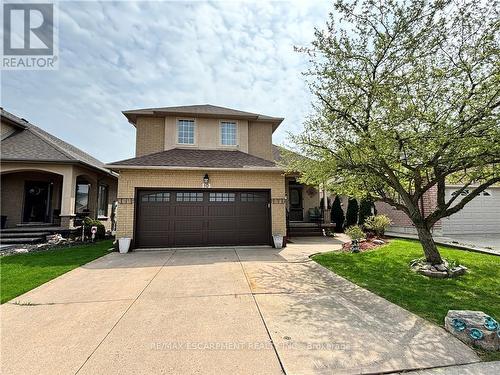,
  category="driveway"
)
[1,237,479,375]
[440,234,500,254]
